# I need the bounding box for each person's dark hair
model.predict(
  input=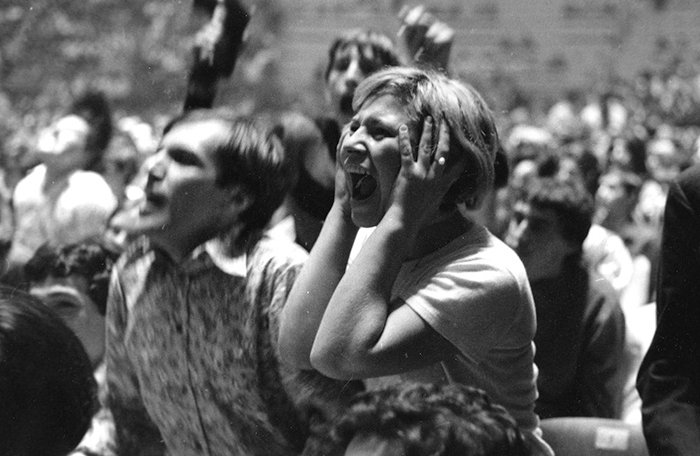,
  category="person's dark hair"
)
[24,241,120,316]
[67,90,113,171]
[332,382,529,456]
[527,177,594,248]
[0,288,97,456]
[354,67,499,210]
[494,143,510,189]
[613,168,643,196]
[324,29,401,82]
[164,109,293,252]
[537,148,601,197]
